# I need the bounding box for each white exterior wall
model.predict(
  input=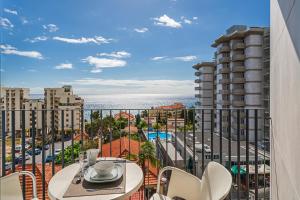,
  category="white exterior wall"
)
[271,0,300,199]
